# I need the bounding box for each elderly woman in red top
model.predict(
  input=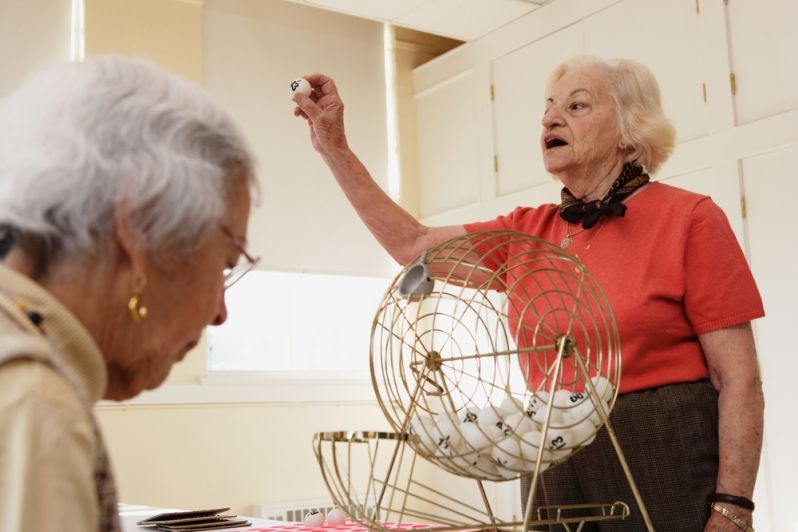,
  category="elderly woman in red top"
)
[293,56,764,531]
